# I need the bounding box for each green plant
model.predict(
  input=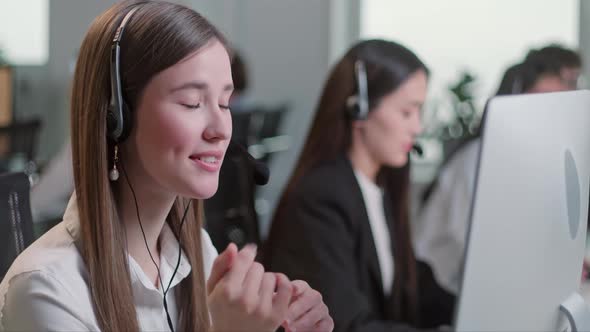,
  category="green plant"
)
[418,70,483,160]
[441,71,481,141]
